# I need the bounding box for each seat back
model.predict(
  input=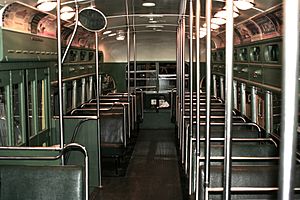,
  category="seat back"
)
[199,165,300,200]
[0,165,84,200]
[100,112,124,144]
